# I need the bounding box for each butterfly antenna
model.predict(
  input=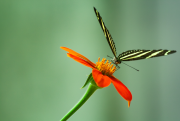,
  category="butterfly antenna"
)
[107,55,113,59]
[121,62,139,71]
